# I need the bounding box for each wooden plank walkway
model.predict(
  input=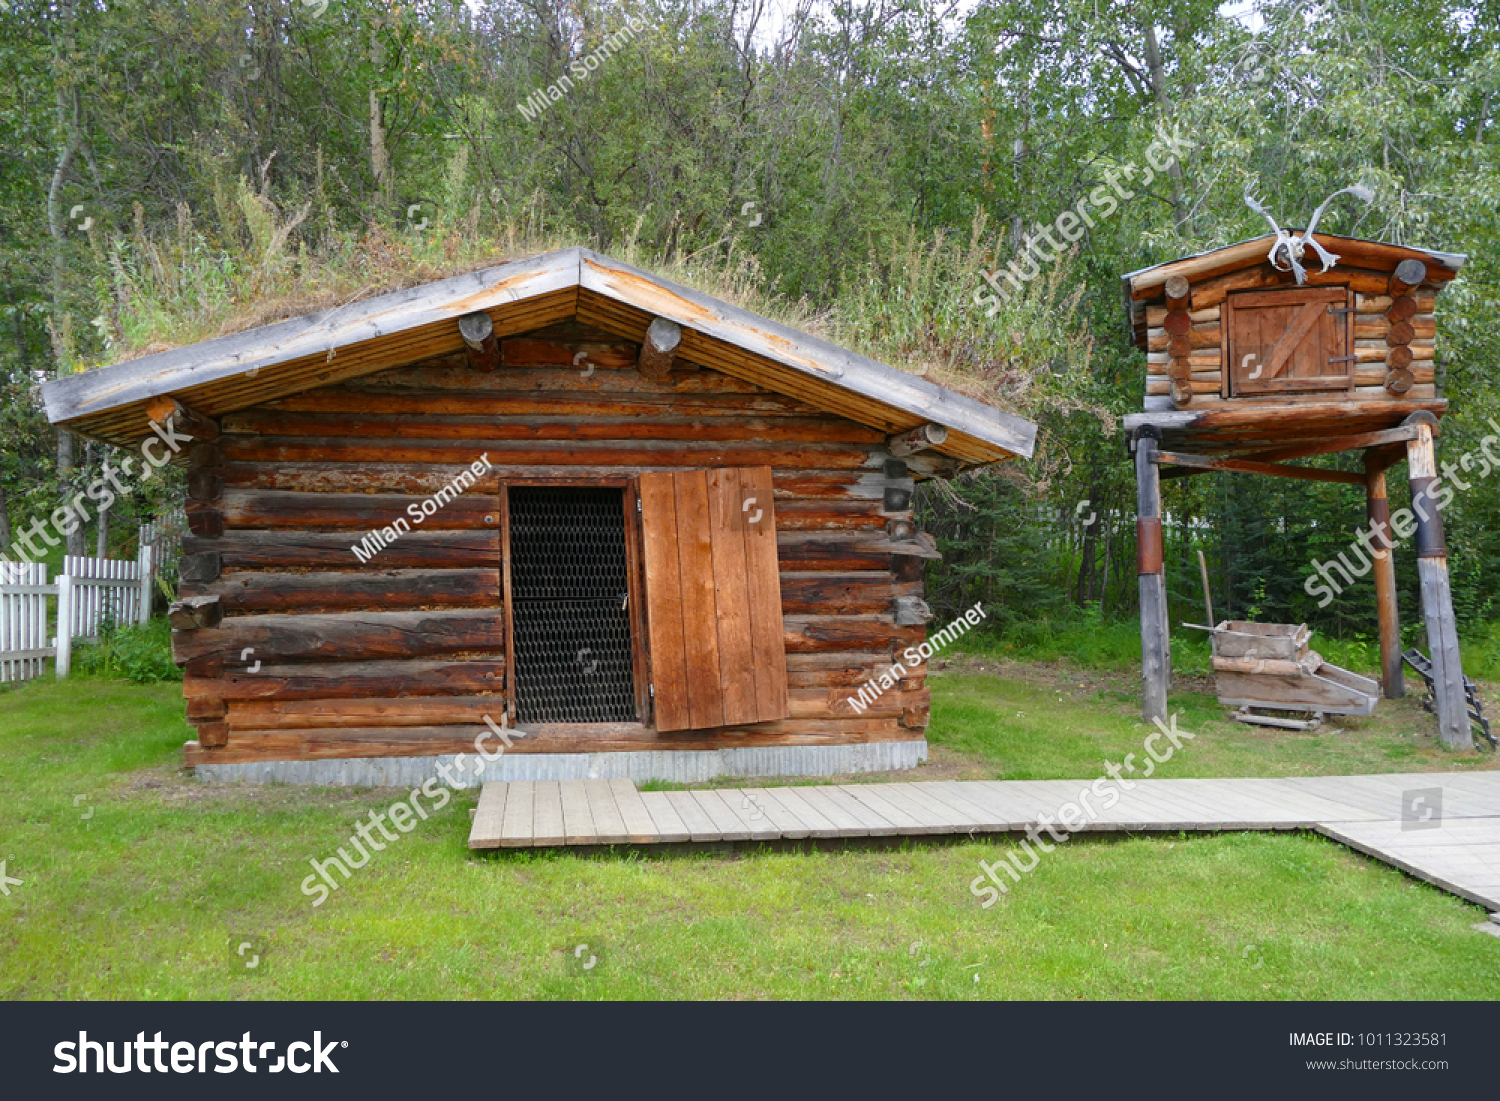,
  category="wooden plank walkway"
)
[469,772,1500,911]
